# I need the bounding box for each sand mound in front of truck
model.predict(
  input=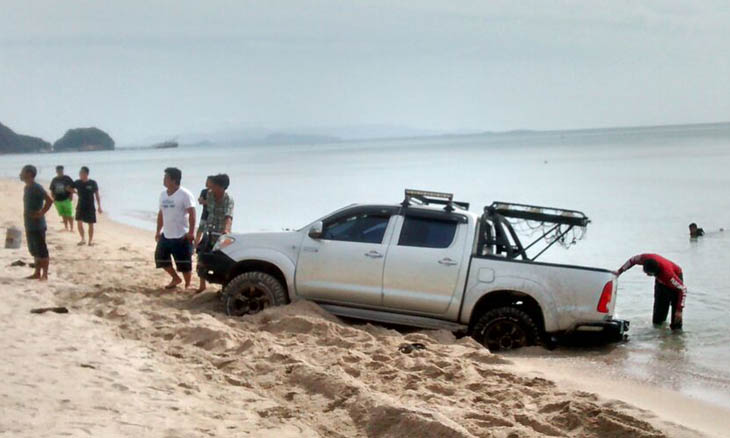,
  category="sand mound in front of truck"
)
[75,286,667,438]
